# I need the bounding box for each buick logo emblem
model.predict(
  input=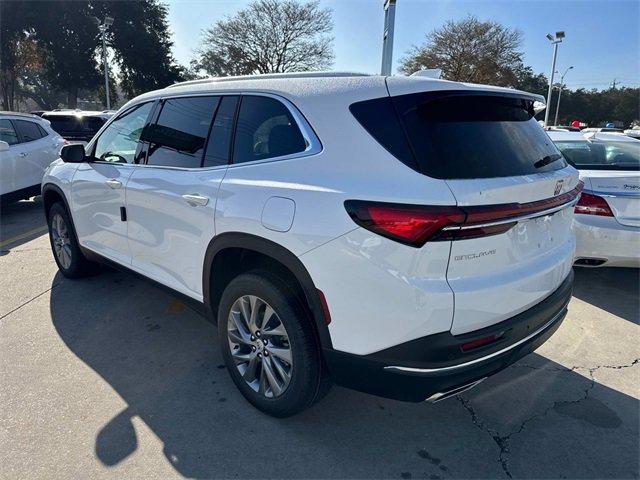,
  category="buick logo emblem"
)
[554,180,564,196]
